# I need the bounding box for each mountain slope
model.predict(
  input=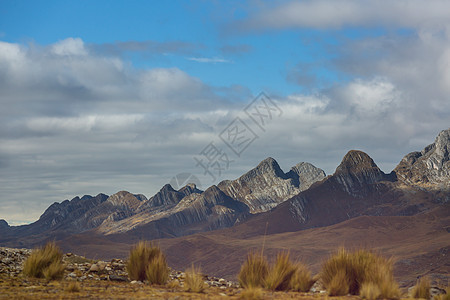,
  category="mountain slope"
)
[395,128,450,188]
[217,157,325,213]
[229,147,448,238]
